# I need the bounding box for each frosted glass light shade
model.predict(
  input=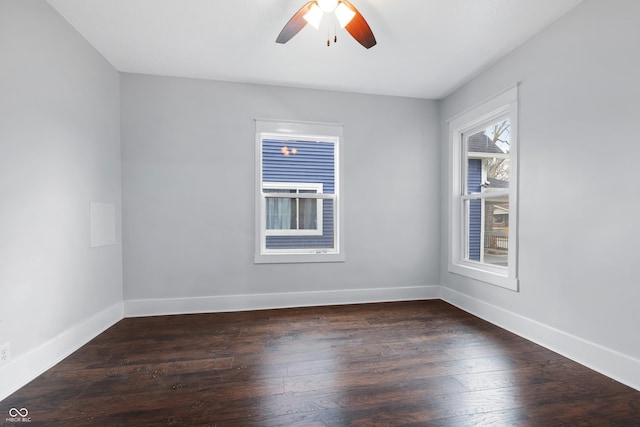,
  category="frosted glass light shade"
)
[303,3,323,29]
[335,2,356,27]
